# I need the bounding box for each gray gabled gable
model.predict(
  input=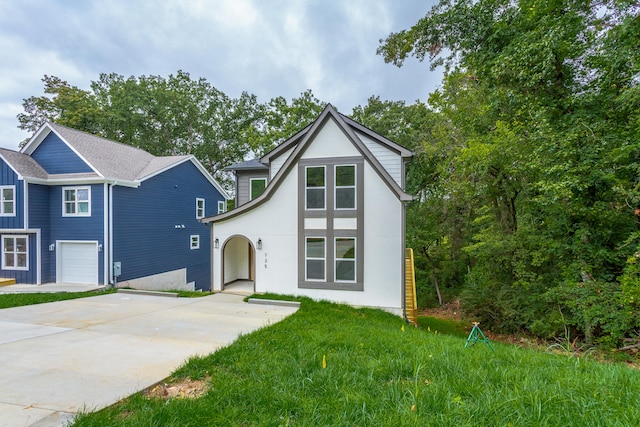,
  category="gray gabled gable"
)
[202,104,413,224]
